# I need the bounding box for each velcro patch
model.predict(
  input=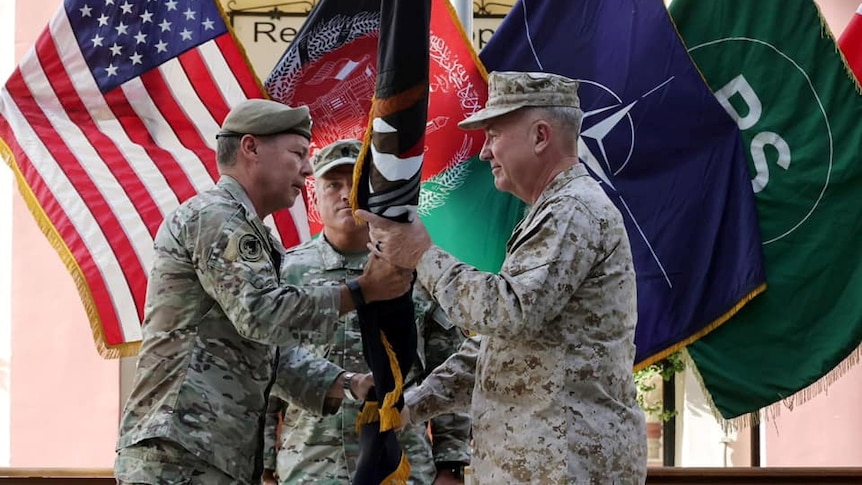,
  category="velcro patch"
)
[238,234,263,262]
